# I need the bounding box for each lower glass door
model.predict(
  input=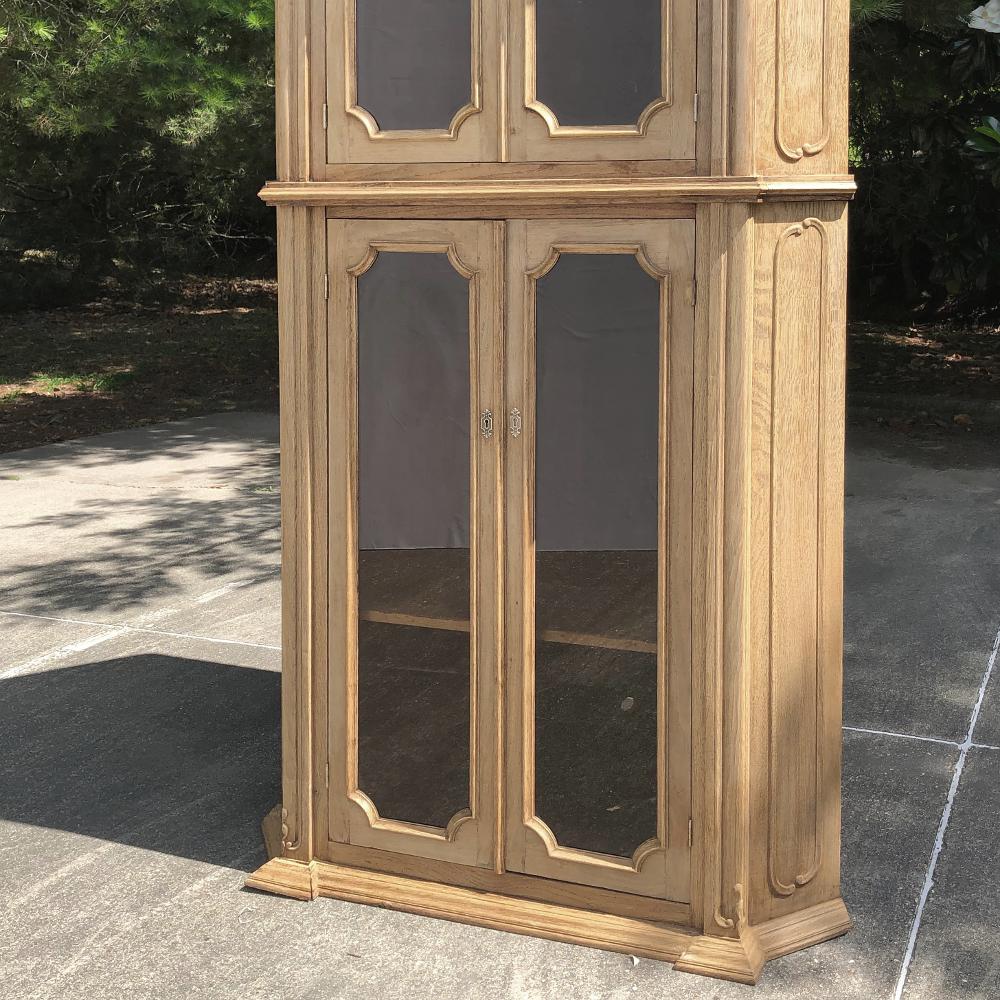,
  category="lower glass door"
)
[504,220,694,899]
[323,220,502,869]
